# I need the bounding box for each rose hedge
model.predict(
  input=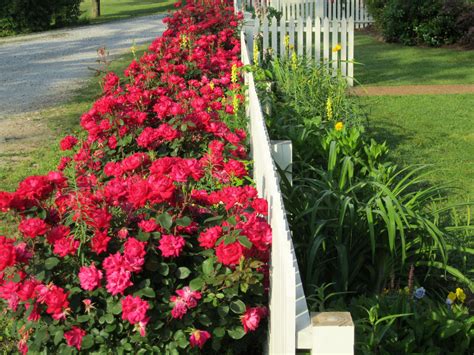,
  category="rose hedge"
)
[0,1,271,353]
